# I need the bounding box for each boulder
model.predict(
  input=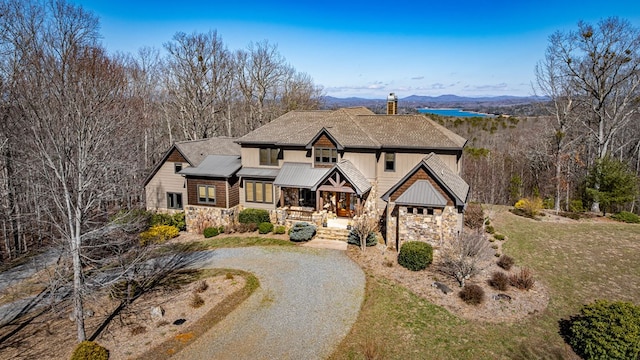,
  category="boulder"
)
[432,281,452,294]
[150,306,165,320]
